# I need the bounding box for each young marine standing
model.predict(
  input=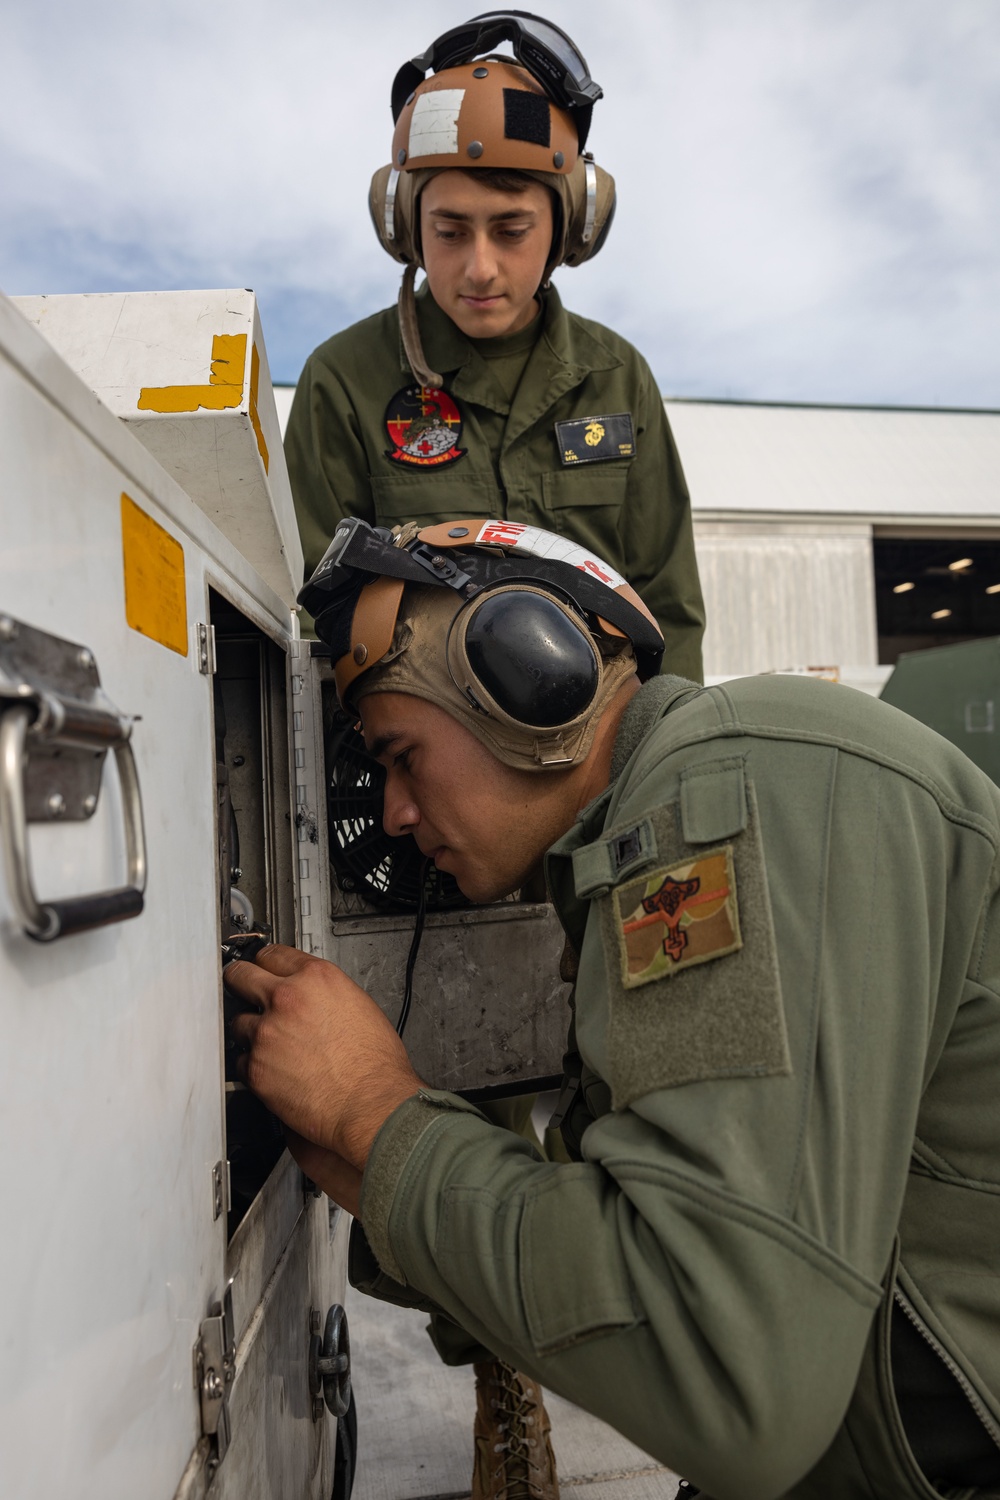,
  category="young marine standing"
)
[284,12,705,680]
